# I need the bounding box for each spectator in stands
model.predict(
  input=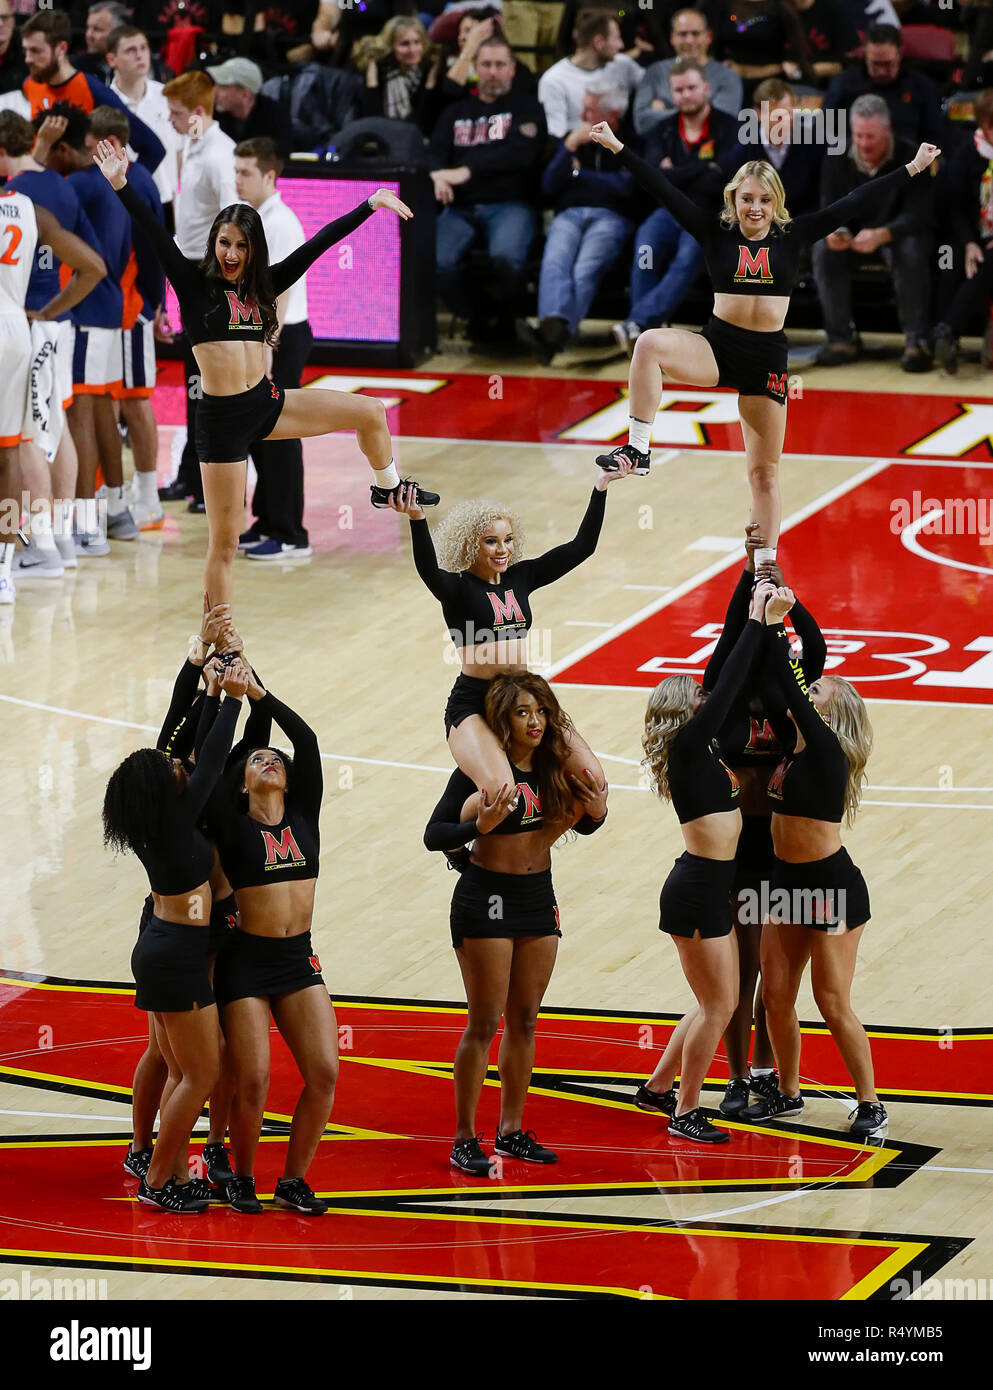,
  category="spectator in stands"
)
[207,57,294,159]
[0,1,27,98]
[738,77,824,216]
[812,93,934,372]
[87,105,165,533]
[822,23,942,148]
[933,89,993,375]
[441,11,538,102]
[353,16,444,134]
[74,3,130,84]
[430,35,547,347]
[711,0,814,101]
[517,85,637,363]
[614,58,745,355]
[311,1,342,60]
[21,9,165,175]
[107,25,178,230]
[791,0,859,83]
[159,68,237,510]
[538,8,643,139]
[233,137,314,562]
[32,103,137,550]
[634,7,743,133]
[553,0,674,69]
